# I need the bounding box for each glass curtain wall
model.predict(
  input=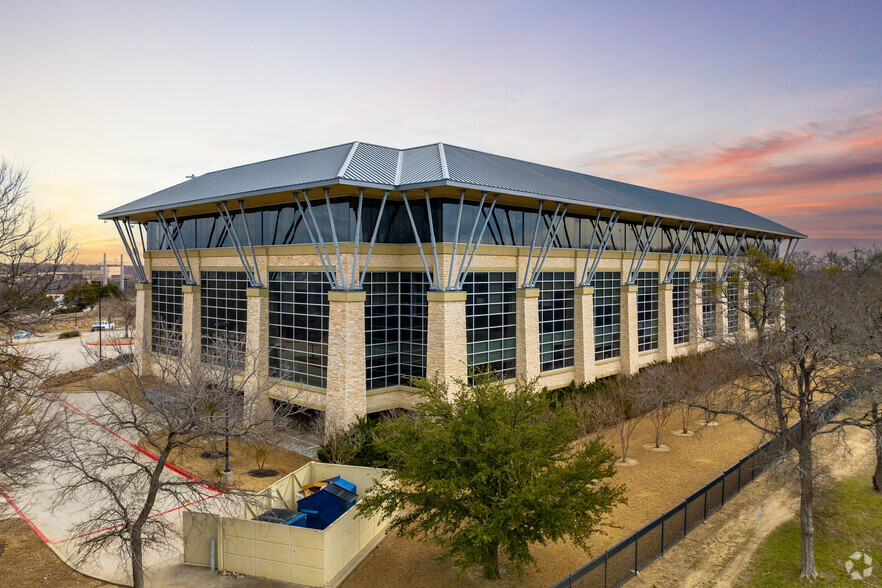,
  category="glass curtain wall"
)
[636,271,660,352]
[592,272,621,361]
[200,270,248,367]
[701,271,718,339]
[363,272,429,390]
[465,272,517,380]
[151,270,183,356]
[269,271,329,388]
[727,275,739,334]
[537,271,575,372]
[671,271,691,345]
